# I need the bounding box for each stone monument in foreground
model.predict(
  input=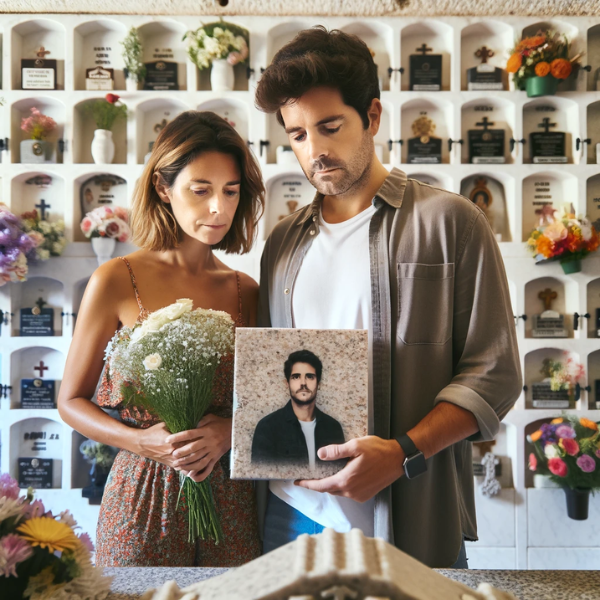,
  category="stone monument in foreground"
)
[141,528,518,600]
